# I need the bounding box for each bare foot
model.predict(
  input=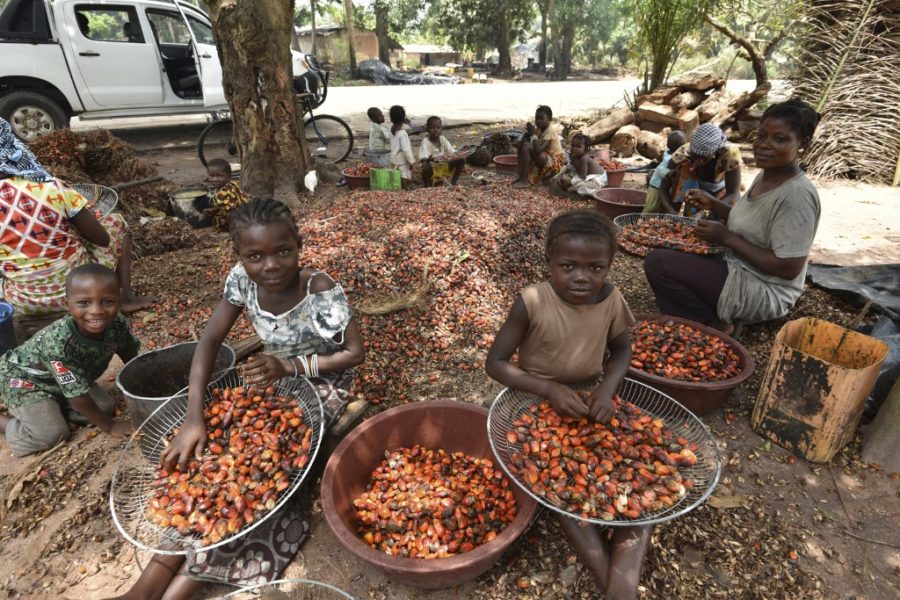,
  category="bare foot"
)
[712,321,735,336]
[120,294,154,314]
[512,181,530,189]
[0,414,11,434]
